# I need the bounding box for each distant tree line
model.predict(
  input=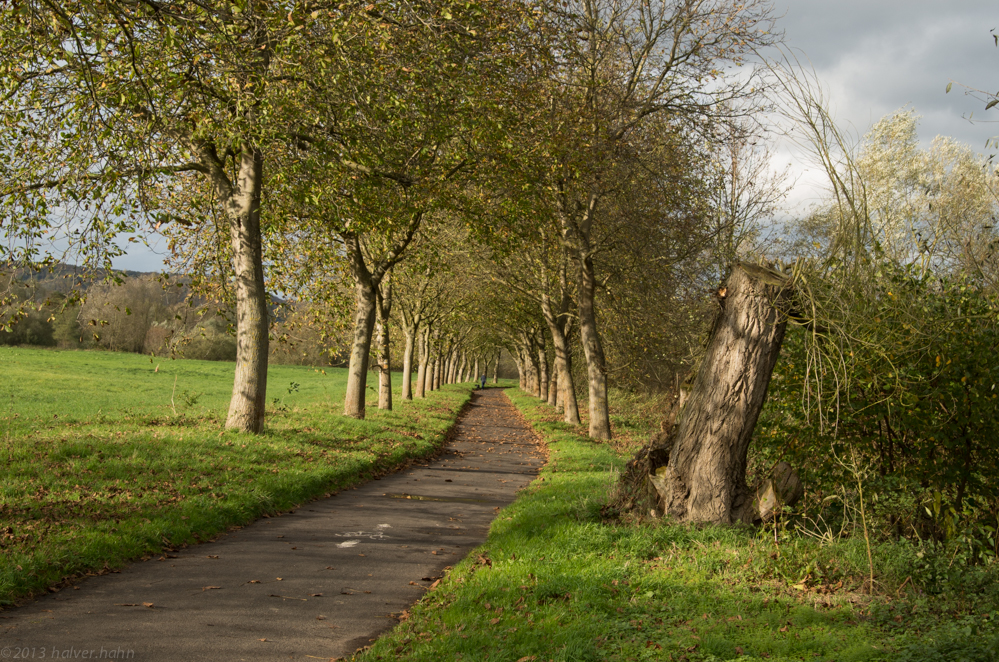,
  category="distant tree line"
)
[1,271,346,365]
